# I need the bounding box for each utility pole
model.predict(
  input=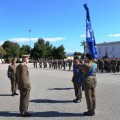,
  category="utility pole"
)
[28,29,32,52]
